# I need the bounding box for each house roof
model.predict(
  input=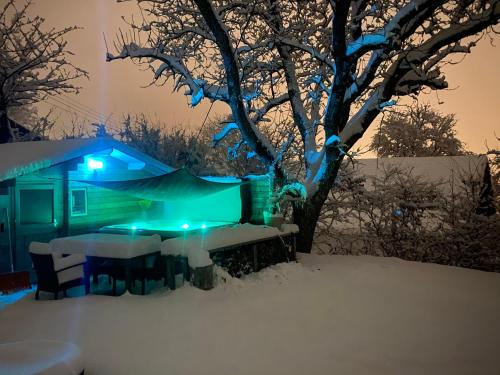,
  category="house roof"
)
[0,137,173,182]
[352,155,490,191]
